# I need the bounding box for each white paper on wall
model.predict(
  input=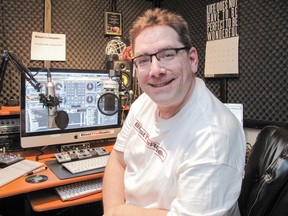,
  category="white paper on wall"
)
[31,32,66,61]
[204,36,239,77]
